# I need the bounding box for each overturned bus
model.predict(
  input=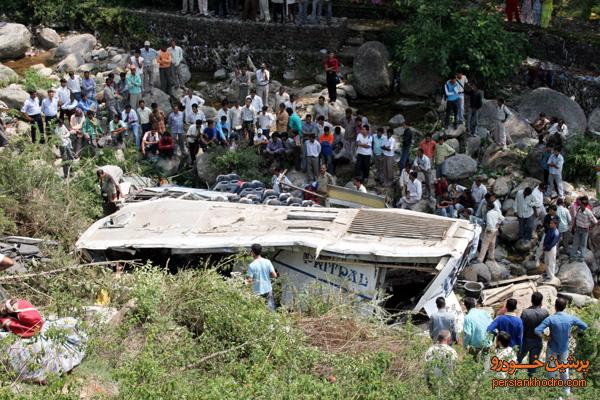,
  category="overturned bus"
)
[76,198,479,317]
